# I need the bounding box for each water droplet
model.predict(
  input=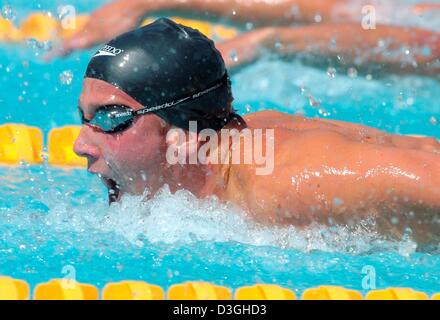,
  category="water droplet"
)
[366,74,373,80]
[290,5,300,17]
[421,46,431,57]
[1,4,16,21]
[326,67,336,78]
[274,42,283,50]
[26,38,53,56]
[307,94,320,107]
[59,70,73,85]
[314,14,322,23]
[245,22,253,31]
[333,198,344,206]
[229,51,238,62]
[318,108,330,117]
[347,67,358,78]
[329,38,337,50]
